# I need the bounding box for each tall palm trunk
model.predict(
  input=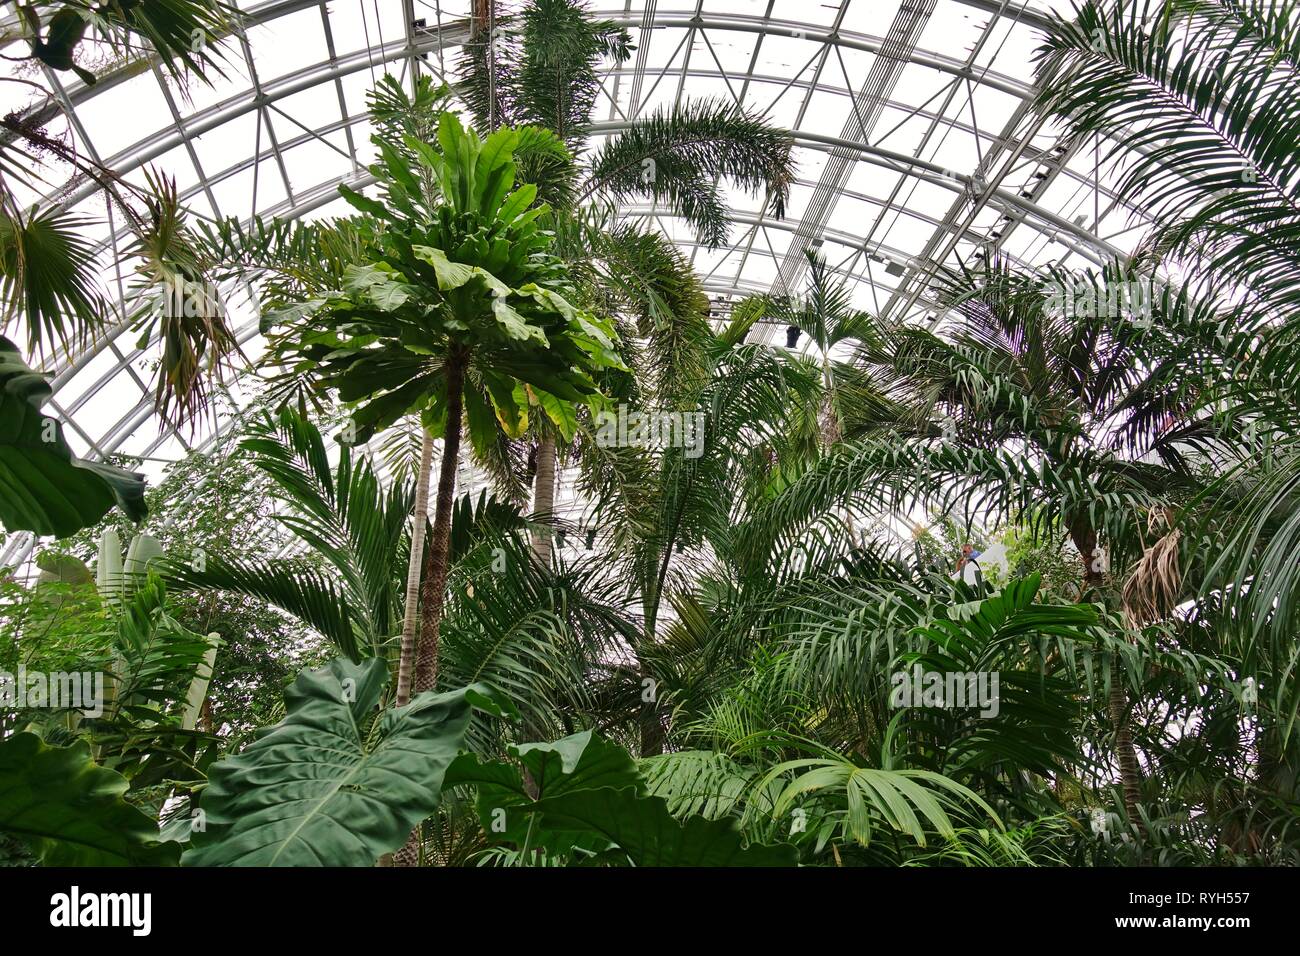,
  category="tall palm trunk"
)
[820,357,853,545]
[638,598,664,757]
[395,353,468,868]
[819,399,841,449]
[1108,658,1143,826]
[472,0,492,33]
[1073,523,1142,826]
[638,666,665,757]
[472,0,499,127]
[532,434,557,564]
[395,430,434,707]
[413,350,468,695]
[638,536,681,757]
[819,357,840,449]
[398,2,489,863]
